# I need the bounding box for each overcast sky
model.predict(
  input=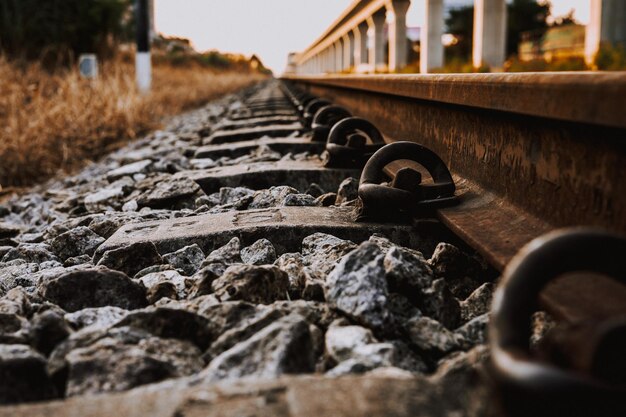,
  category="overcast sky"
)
[155,0,590,72]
